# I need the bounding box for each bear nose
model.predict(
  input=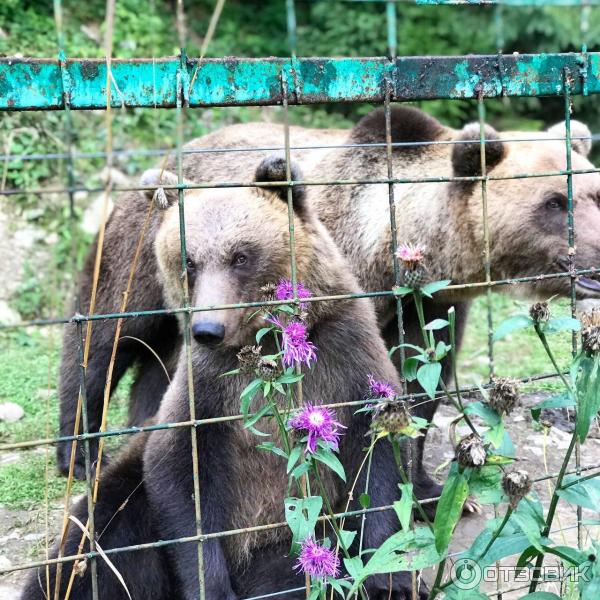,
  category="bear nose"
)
[191,321,225,345]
